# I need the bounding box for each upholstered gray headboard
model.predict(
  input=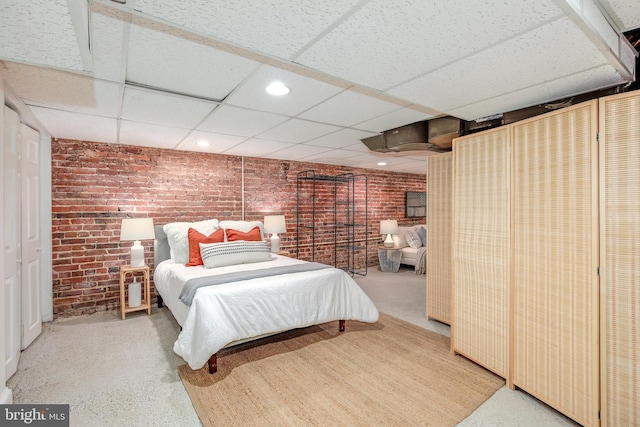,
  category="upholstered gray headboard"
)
[154,225,170,266]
